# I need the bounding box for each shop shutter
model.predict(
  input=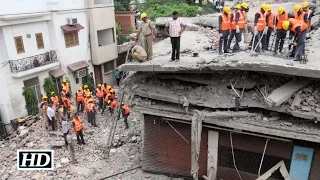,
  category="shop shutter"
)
[143,115,208,177]
[309,149,320,180]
